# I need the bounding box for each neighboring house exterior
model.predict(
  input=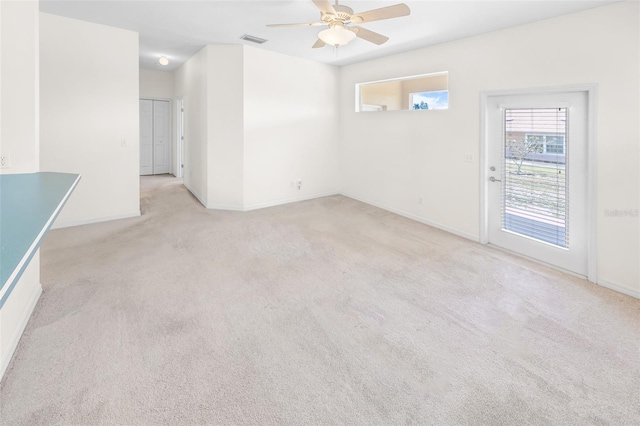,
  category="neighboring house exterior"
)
[505,108,567,164]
